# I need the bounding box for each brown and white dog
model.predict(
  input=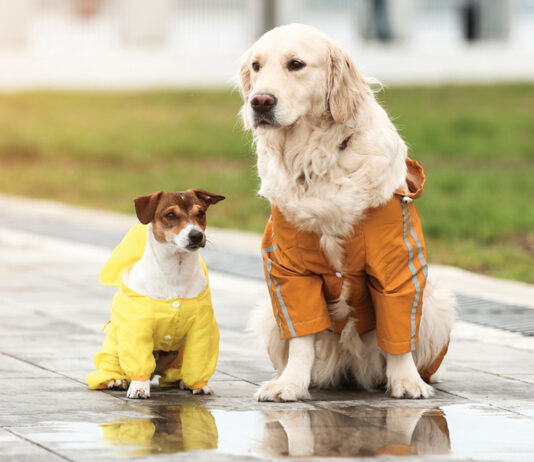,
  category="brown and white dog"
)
[116,189,224,399]
[238,24,455,401]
